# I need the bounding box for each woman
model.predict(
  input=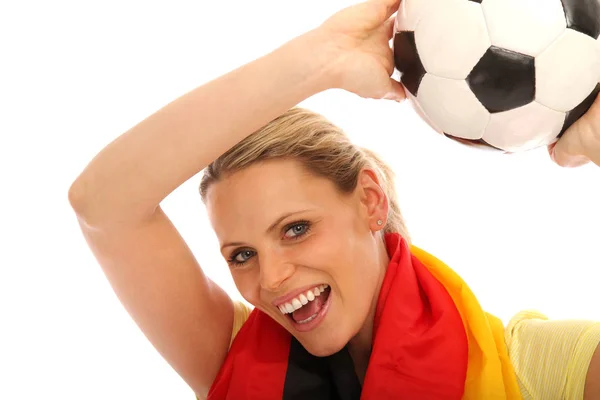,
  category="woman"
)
[68,0,600,398]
